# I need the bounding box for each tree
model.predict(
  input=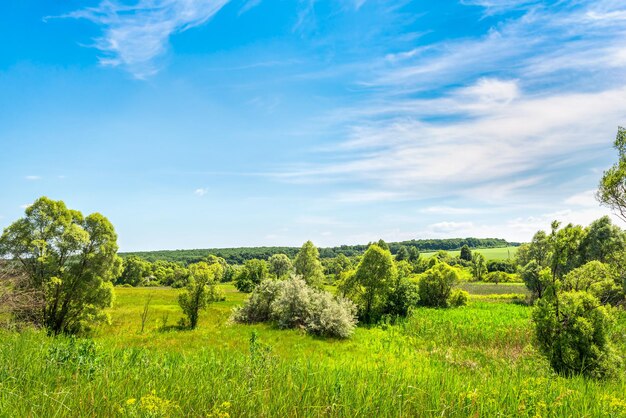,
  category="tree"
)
[597,127,626,221]
[563,261,624,305]
[376,239,390,251]
[294,241,325,288]
[470,253,487,281]
[345,244,396,324]
[408,246,420,262]
[549,221,586,280]
[520,260,550,300]
[268,254,292,279]
[533,290,621,378]
[418,262,460,308]
[0,197,121,335]
[117,256,151,286]
[234,259,268,293]
[395,246,409,261]
[327,254,352,281]
[460,245,472,262]
[528,230,551,268]
[178,262,224,329]
[579,216,625,264]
